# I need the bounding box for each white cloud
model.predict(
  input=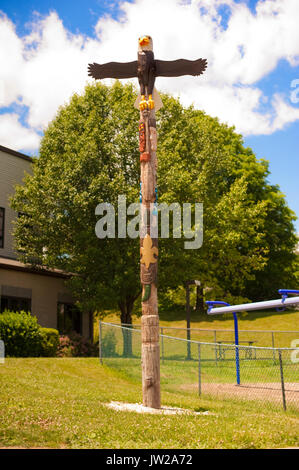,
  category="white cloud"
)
[0,113,41,151]
[271,93,299,131]
[0,11,101,132]
[0,0,299,152]
[0,13,24,106]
